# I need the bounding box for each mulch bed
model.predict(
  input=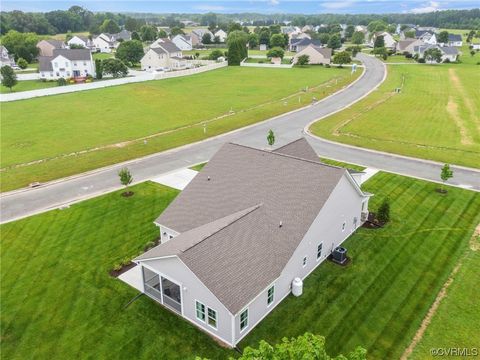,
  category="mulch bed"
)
[435,188,448,194]
[362,212,385,229]
[110,262,136,278]
[122,191,135,197]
